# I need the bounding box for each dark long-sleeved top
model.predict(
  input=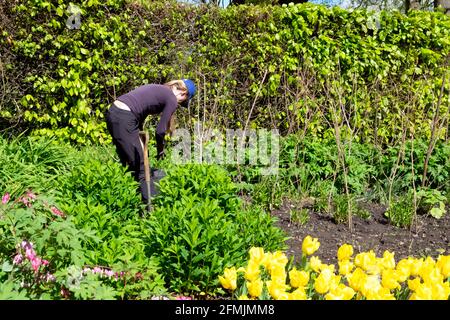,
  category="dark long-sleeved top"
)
[117,84,177,157]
